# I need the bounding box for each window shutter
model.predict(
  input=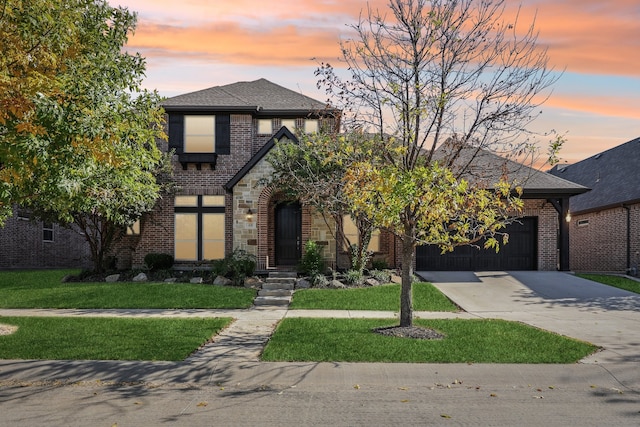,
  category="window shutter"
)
[168,114,184,153]
[215,115,231,155]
